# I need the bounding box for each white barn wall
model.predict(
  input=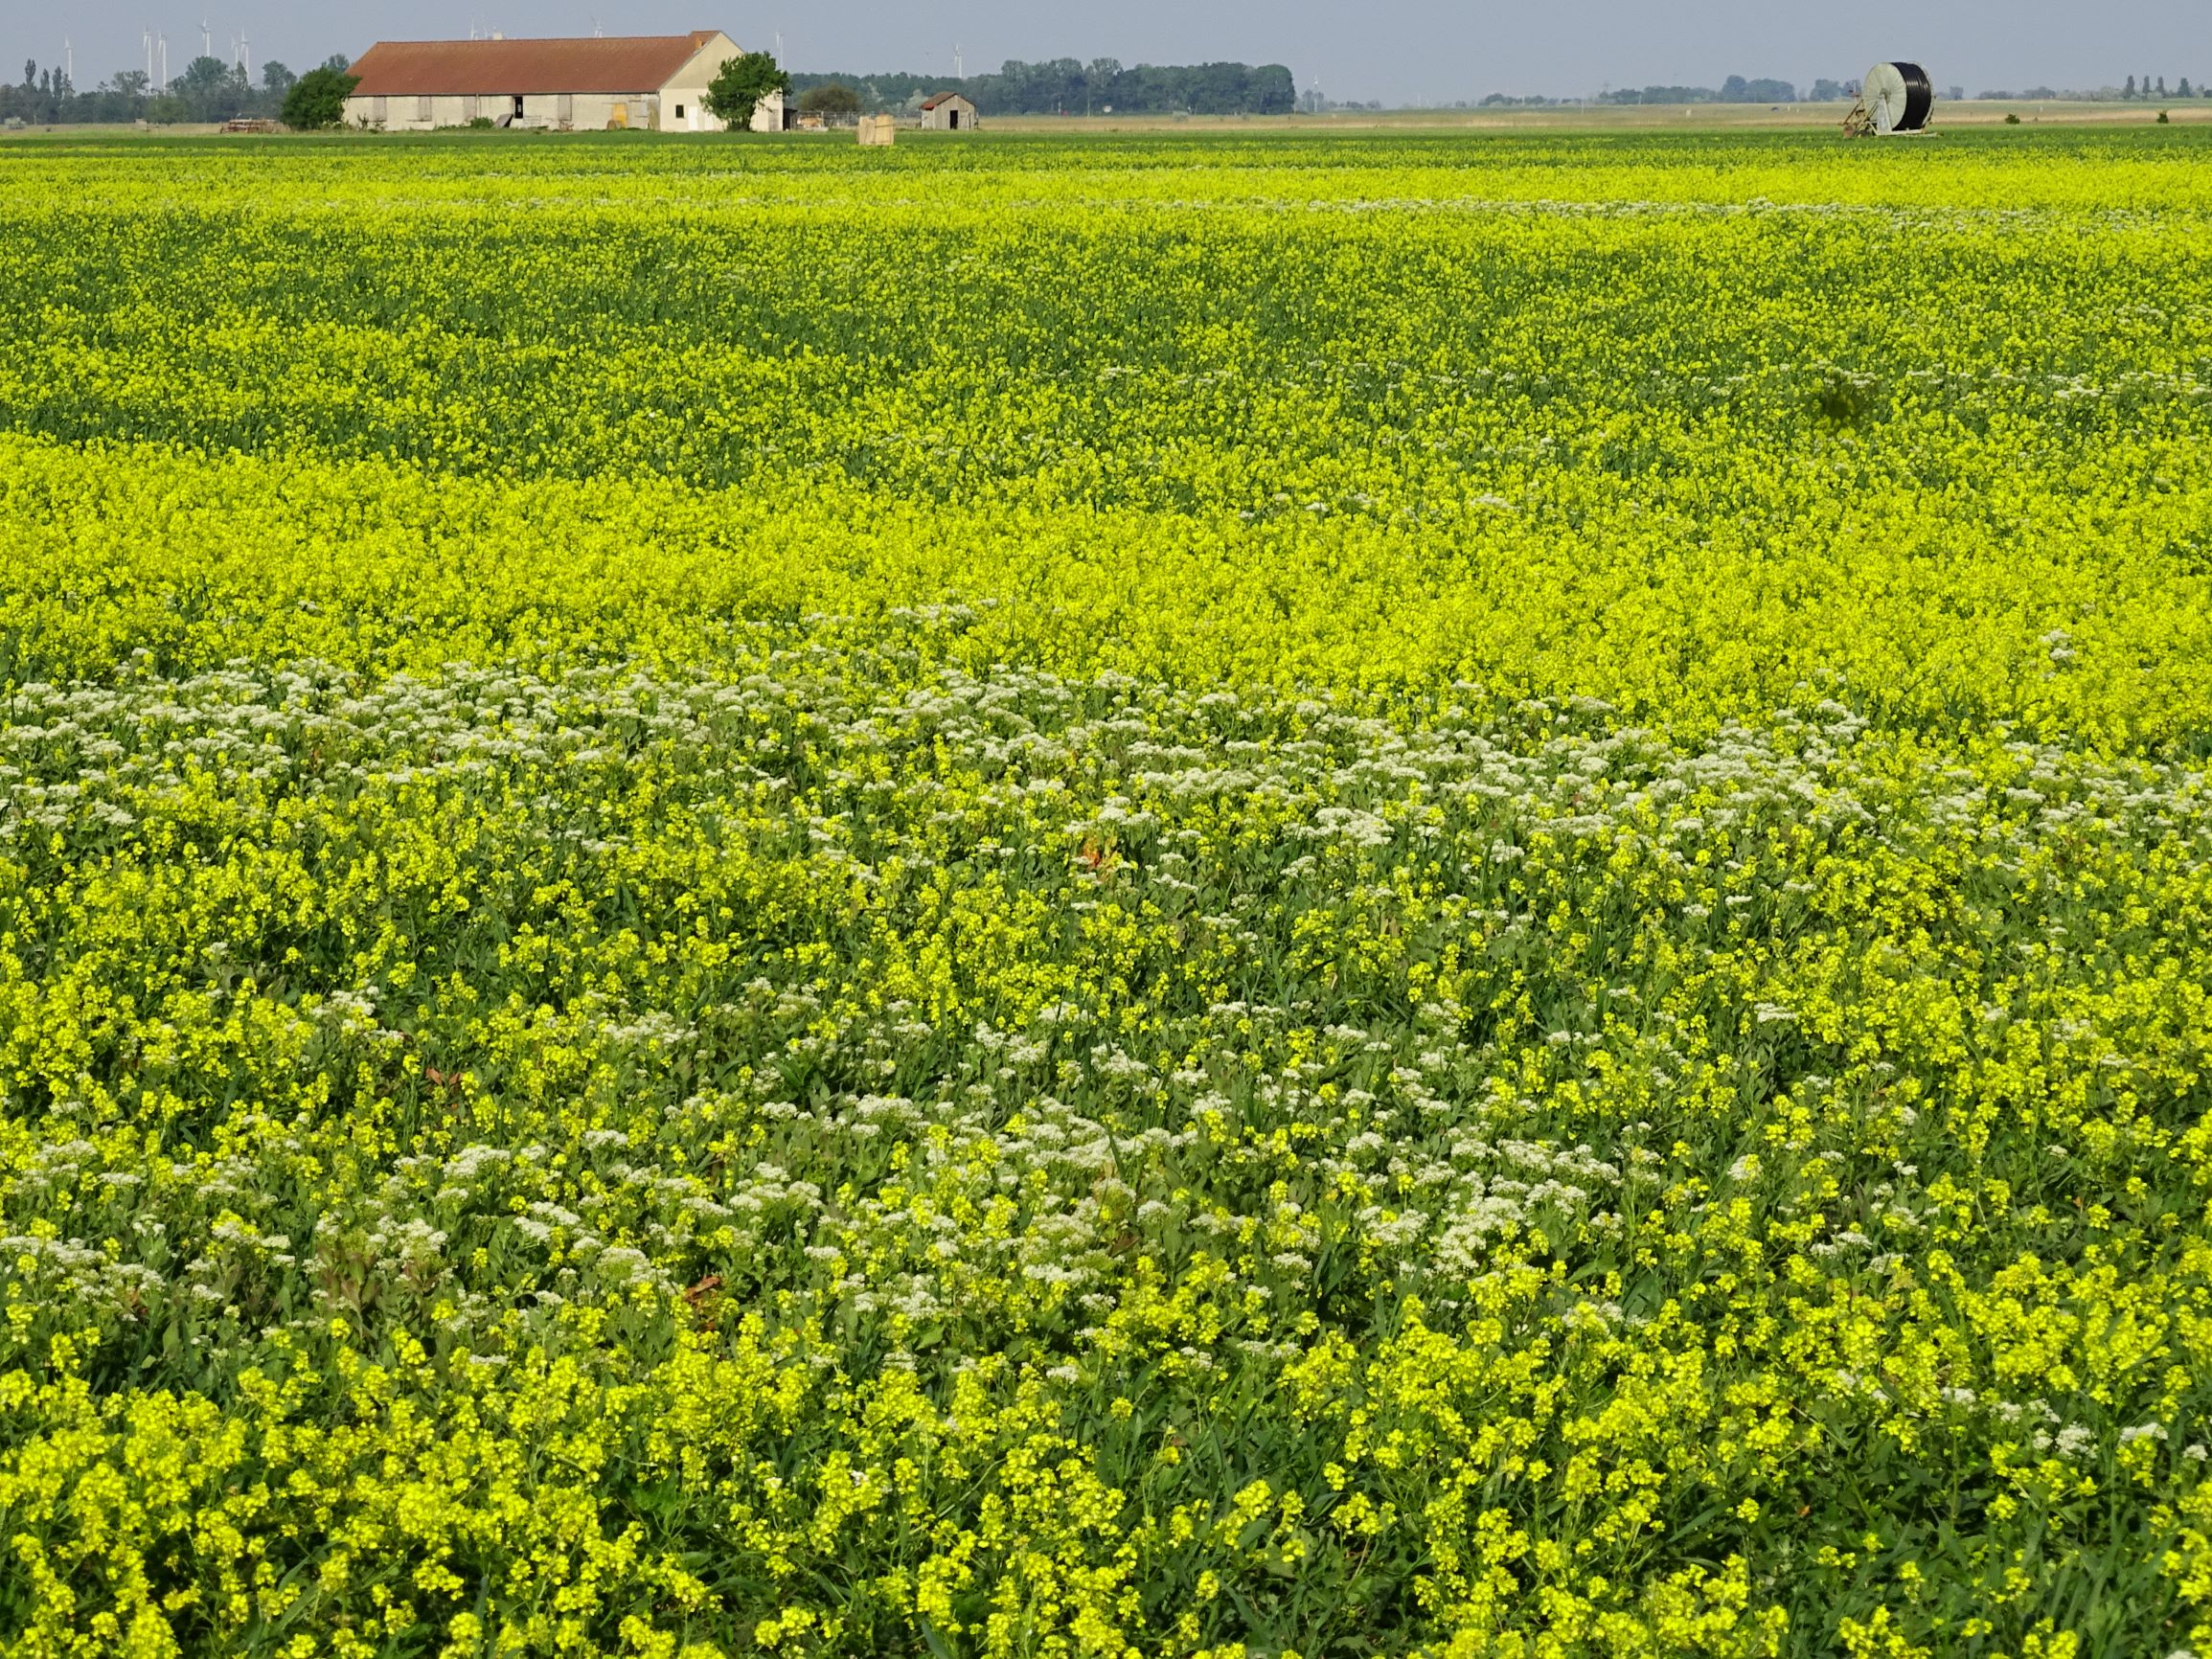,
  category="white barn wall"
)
[348,91,672,130]
[659,32,741,132]
[657,83,725,131]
